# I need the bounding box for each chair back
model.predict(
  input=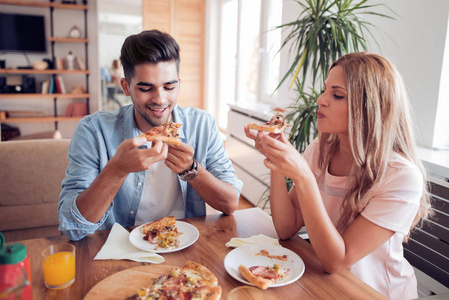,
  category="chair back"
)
[404,177,449,289]
[0,139,70,232]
